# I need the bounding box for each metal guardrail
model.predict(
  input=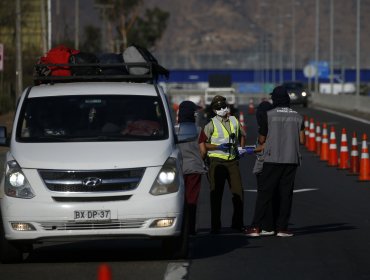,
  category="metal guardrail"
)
[167,88,370,115]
